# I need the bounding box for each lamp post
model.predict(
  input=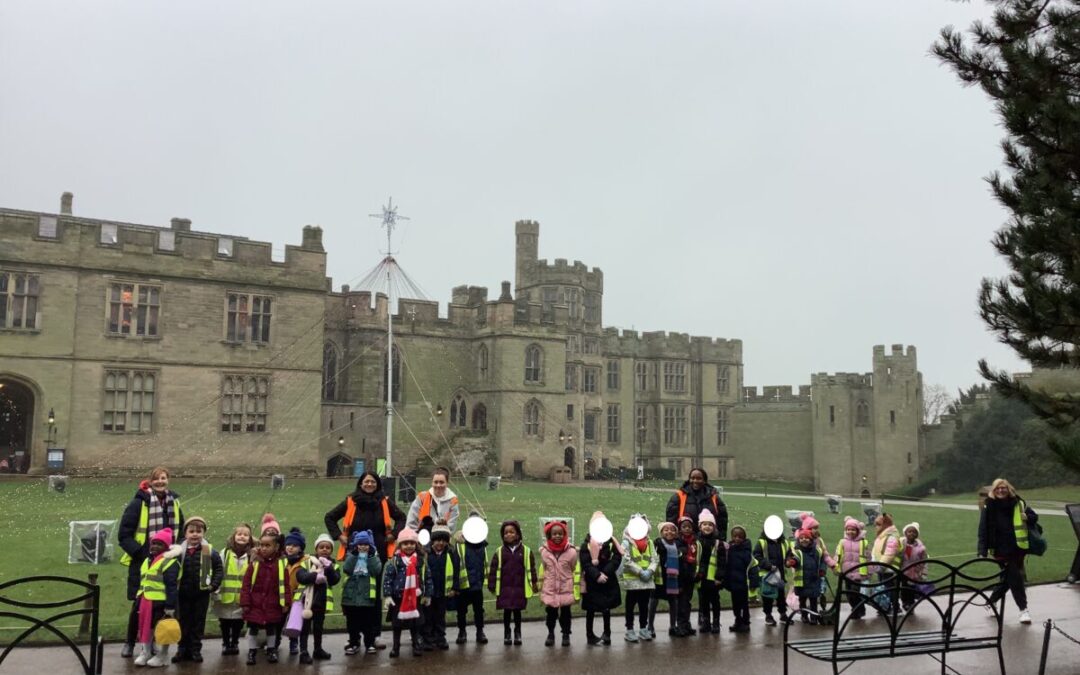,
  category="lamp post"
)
[636,423,646,479]
[45,408,62,471]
